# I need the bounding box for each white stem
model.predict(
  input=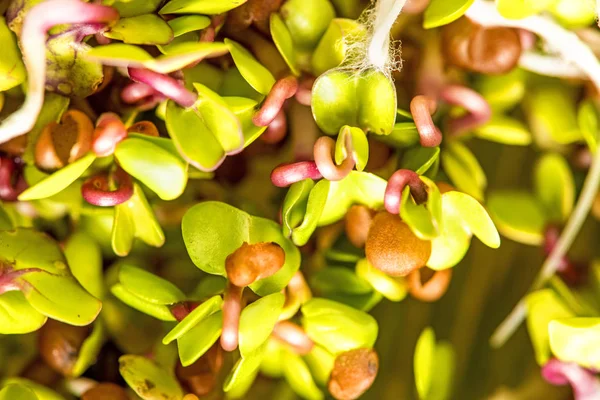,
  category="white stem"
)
[519,52,586,79]
[466,0,600,348]
[367,0,407,69]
